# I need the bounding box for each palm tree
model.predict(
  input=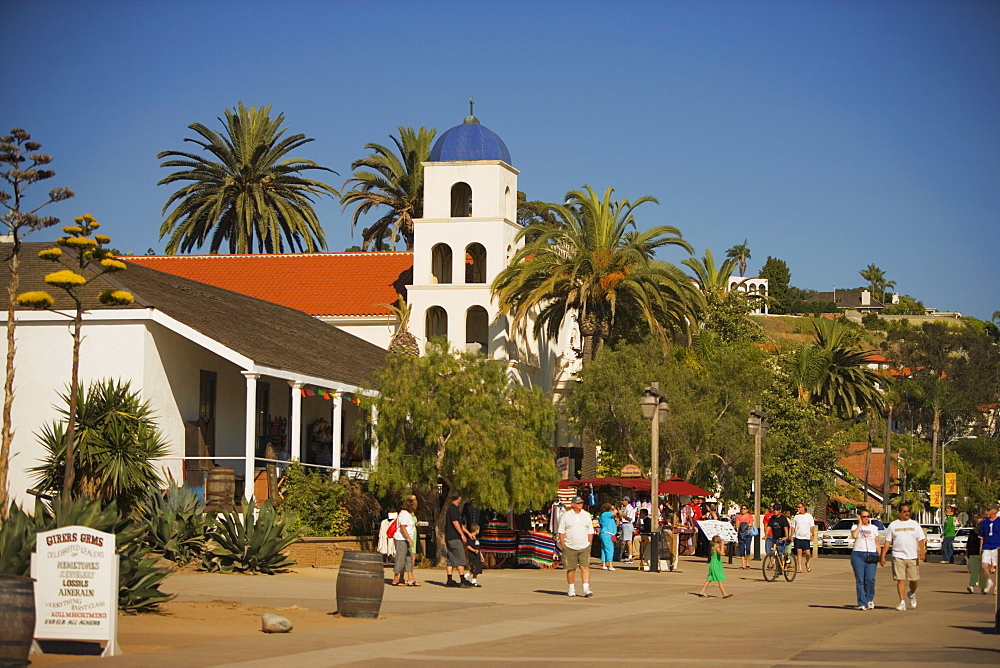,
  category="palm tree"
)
[684,248,737,303]
[383,295,420,357]
[340,126,436,251]
[726,240,751,276]
[858,263,895,303]
[492,185,698,476]
[158,102,337,254]
[810,320,886,417]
